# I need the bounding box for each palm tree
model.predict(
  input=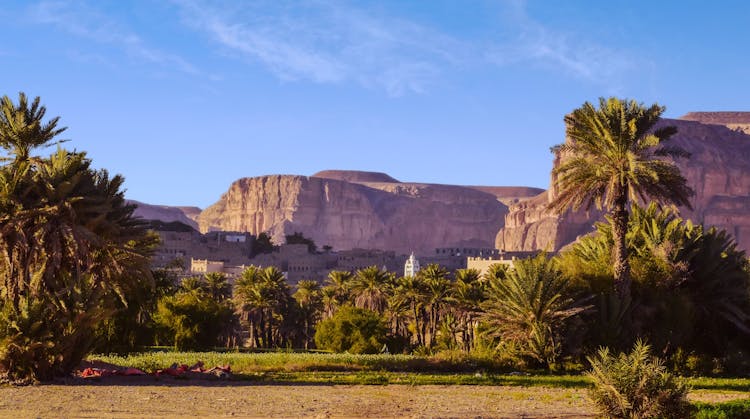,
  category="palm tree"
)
[180,276,204,293]
[203,272,231,302]
[0,94,154,380]
[451,268,485,351]
[548,97,693,297]
[233,266,293,348]
[257,266,293,347]
[325,270,352,307]
[0,93,67,163]
[293,280,322,349]
[392,274,427,346]
[481,255,590,367]
[483,263,509,283]
[350,266,393,314]
[320,286,340,320]
[233,266,265,347]
[561,203,750,354]
[418,264,450,347]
